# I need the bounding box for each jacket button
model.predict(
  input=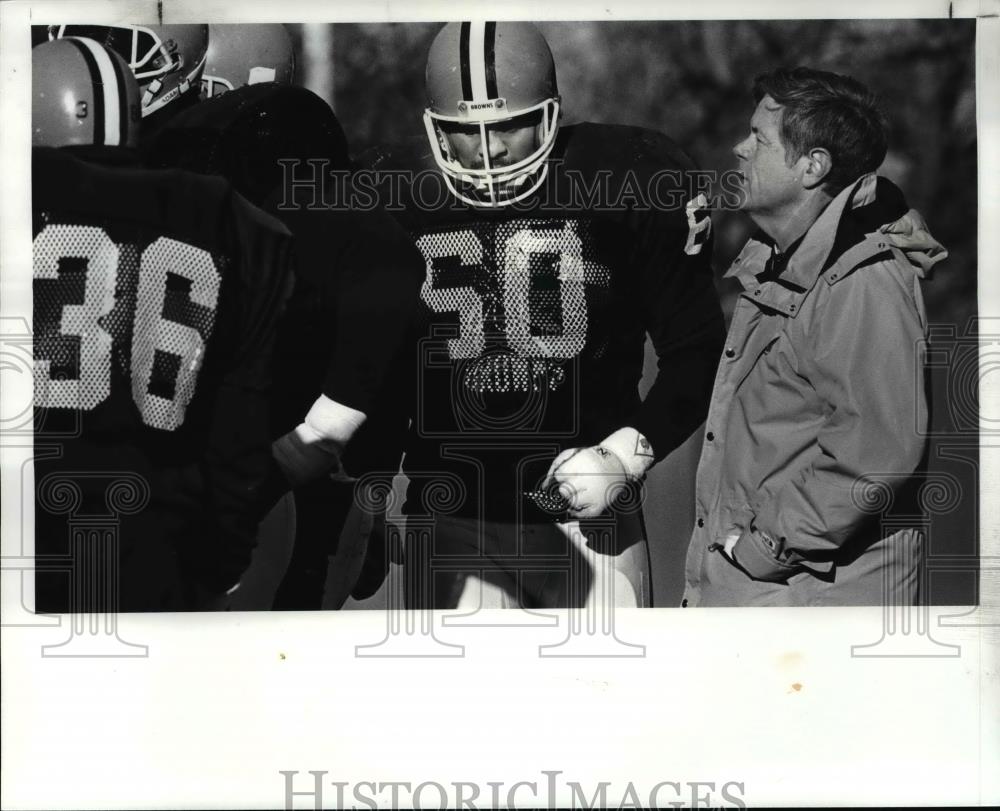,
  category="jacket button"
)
[754,289,762,296]
[725,348,735,358]
[706,431,715,441]
[697,517,704,528]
